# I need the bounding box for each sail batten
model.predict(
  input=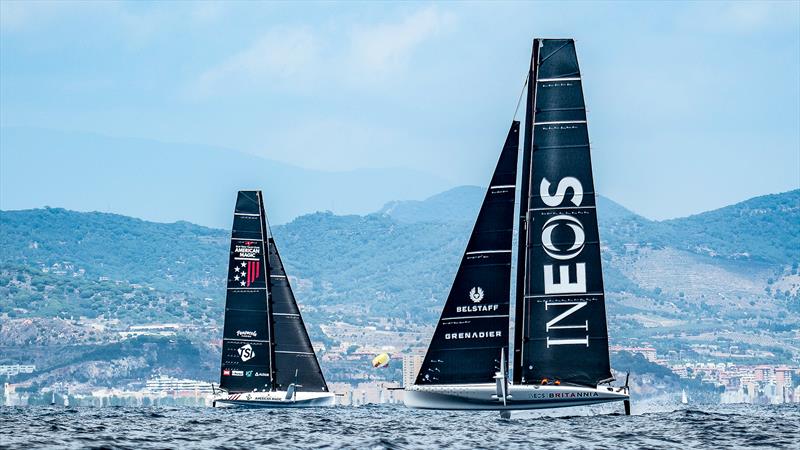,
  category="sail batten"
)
[514,38,612,387]
[416,121,520,386]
